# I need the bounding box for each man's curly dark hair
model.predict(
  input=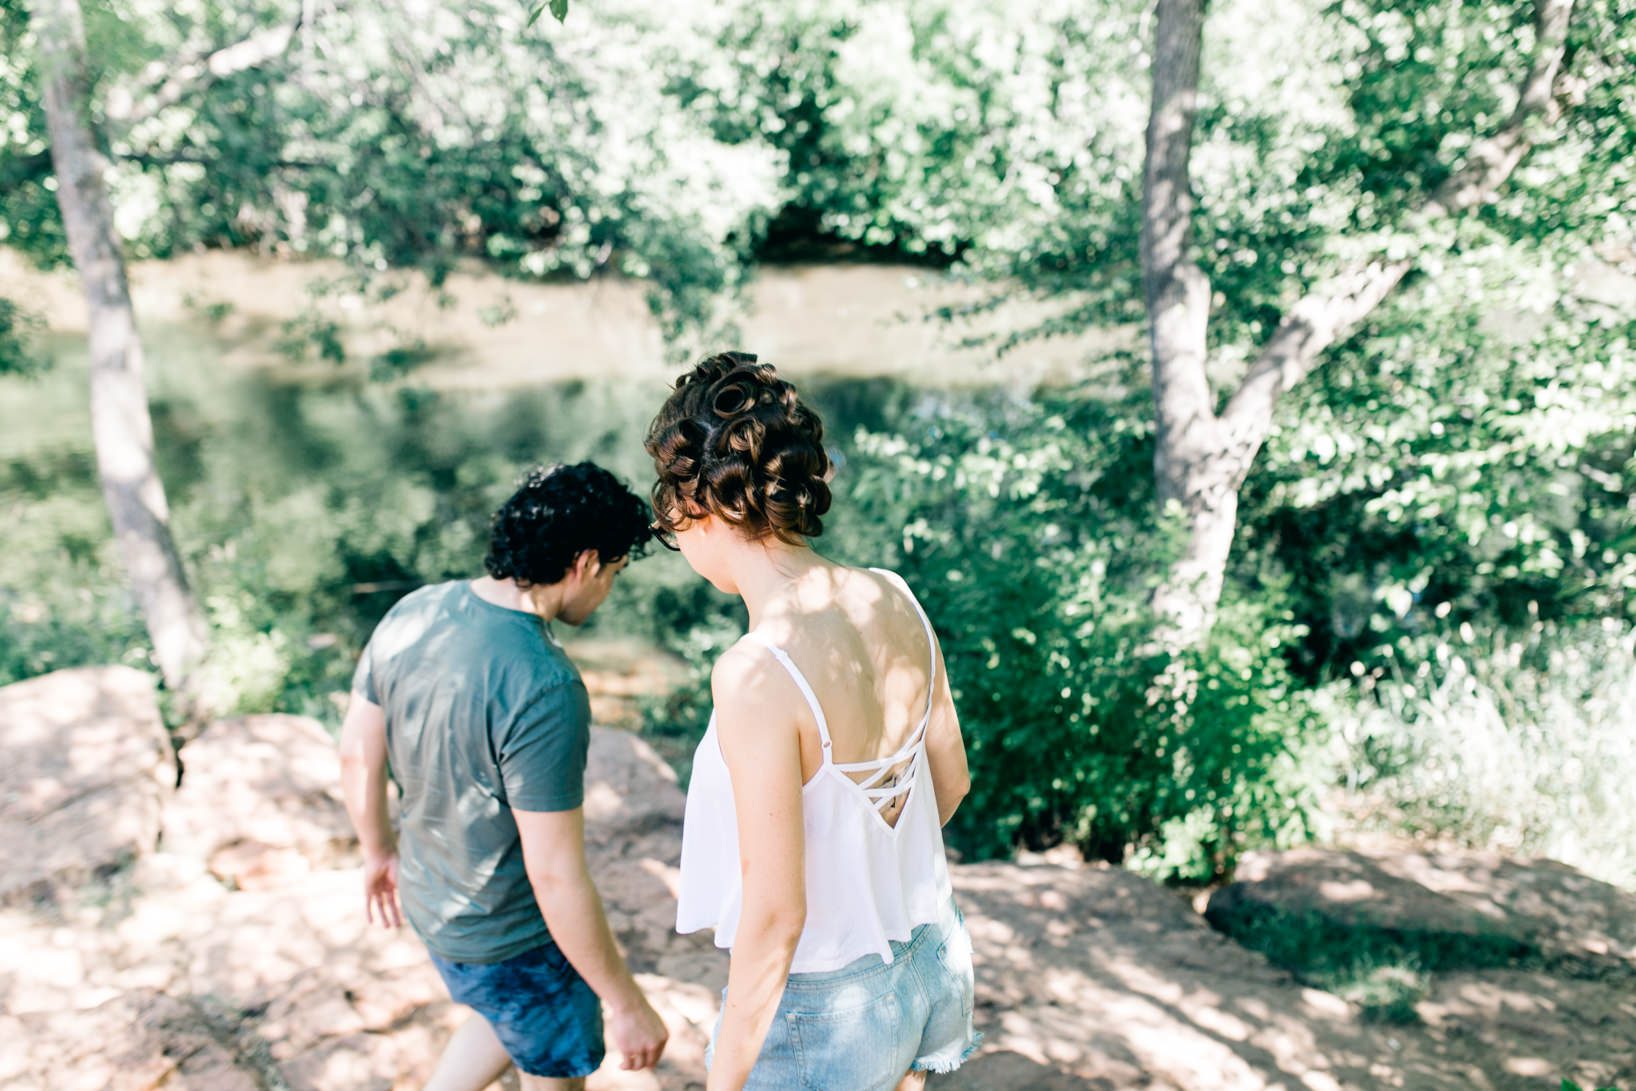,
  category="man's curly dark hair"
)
[484,462,654,587]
